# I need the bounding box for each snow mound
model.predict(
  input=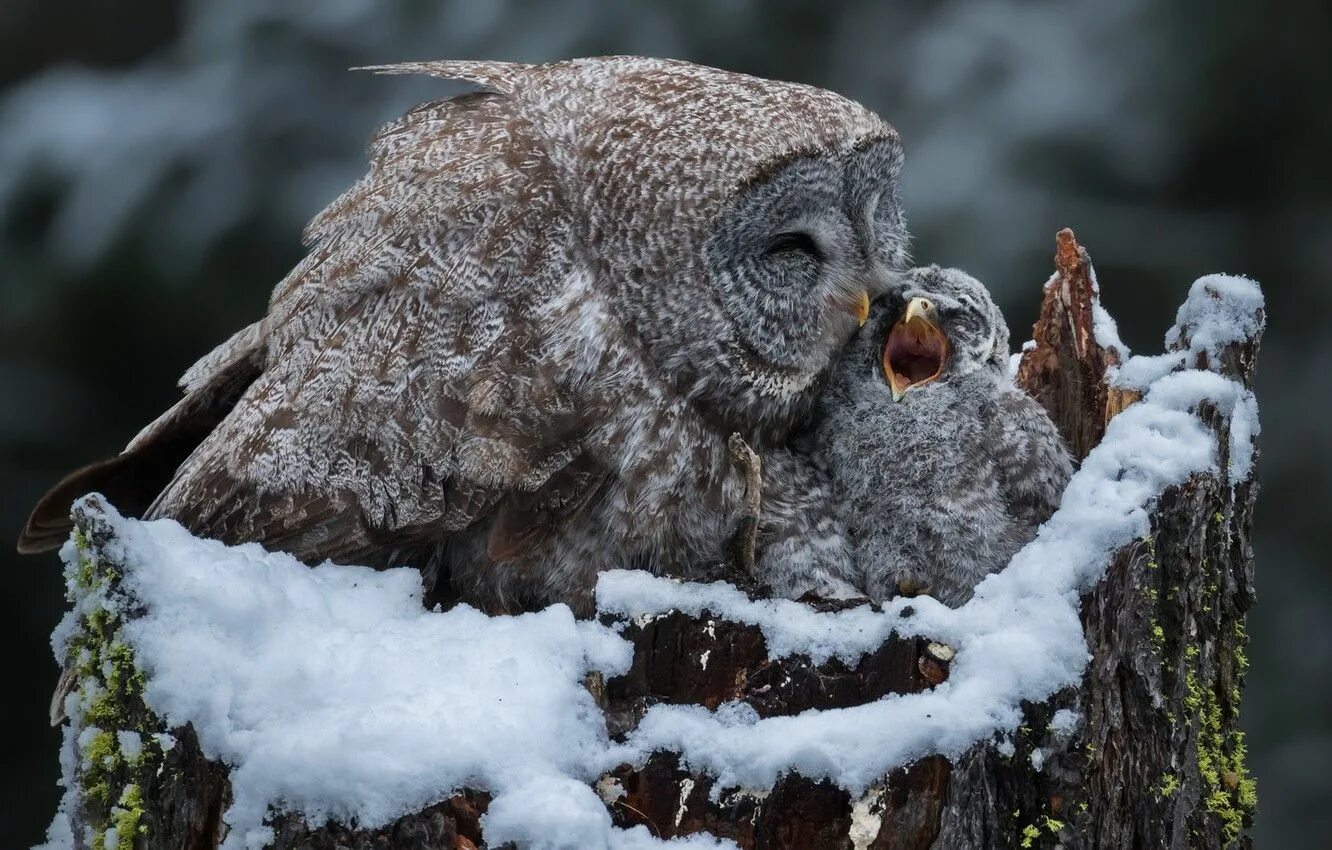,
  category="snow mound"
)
[1113,273,1264,392]
[49,508,729,850]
